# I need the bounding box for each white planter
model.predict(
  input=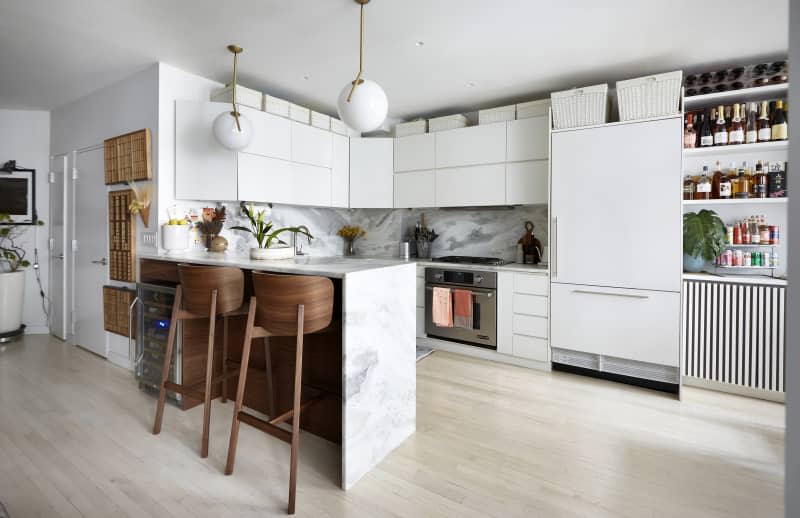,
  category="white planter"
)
[250,245,295,260]
[0,270,25,333]
[162,224,190,253]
